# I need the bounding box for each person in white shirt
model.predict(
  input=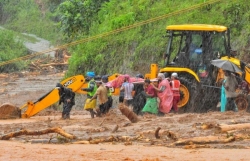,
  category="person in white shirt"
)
[120,75,134,106]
